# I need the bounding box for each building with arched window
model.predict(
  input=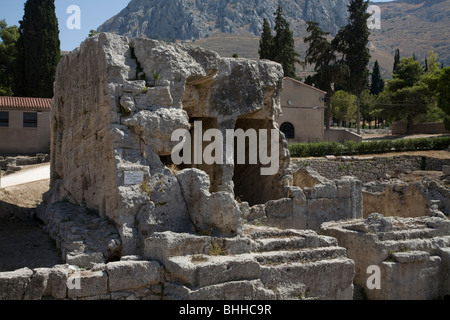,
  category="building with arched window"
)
[277,77,326,143]
[280,122,295,139]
